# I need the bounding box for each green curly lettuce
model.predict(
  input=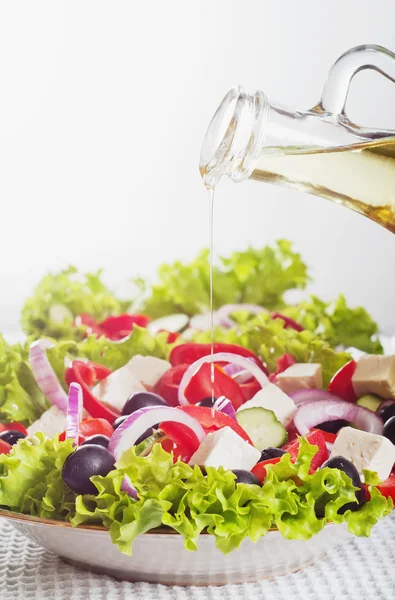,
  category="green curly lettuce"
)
[193,313,352,387]
[21,266,127,341]
[134,240,309,318]
[282,294,382,354]
[0,436,391,556]
[0,336,48,425]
